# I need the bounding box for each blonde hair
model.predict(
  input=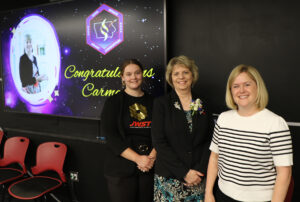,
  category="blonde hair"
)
[25,34,32,42]
[165,55,199,88]
[225,64,268,110]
